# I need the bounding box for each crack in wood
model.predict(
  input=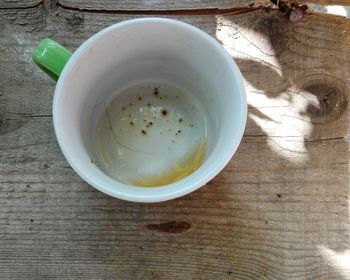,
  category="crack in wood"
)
[56,2,262,16]
[0,1,43,10]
